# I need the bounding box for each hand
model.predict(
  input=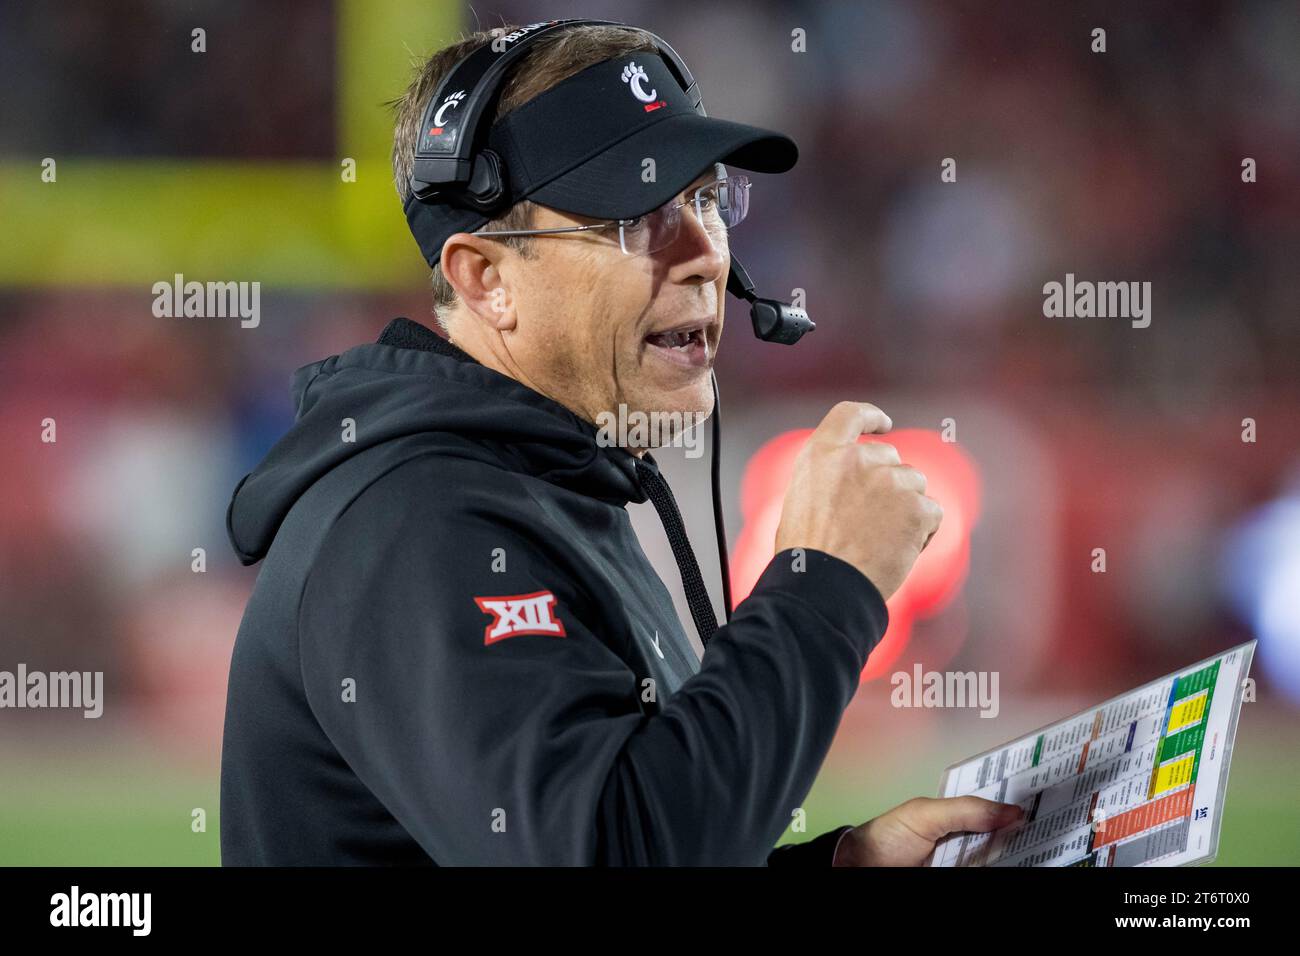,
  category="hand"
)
[774,401,943,601]
[832,796,1023,866]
